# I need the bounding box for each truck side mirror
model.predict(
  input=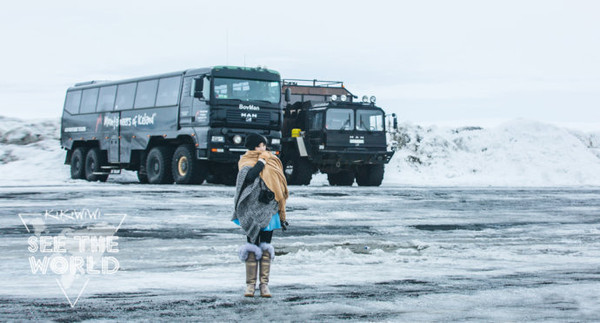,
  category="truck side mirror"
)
[193,78,204,99]
[284,88,291,103]
[392,113,398,131]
